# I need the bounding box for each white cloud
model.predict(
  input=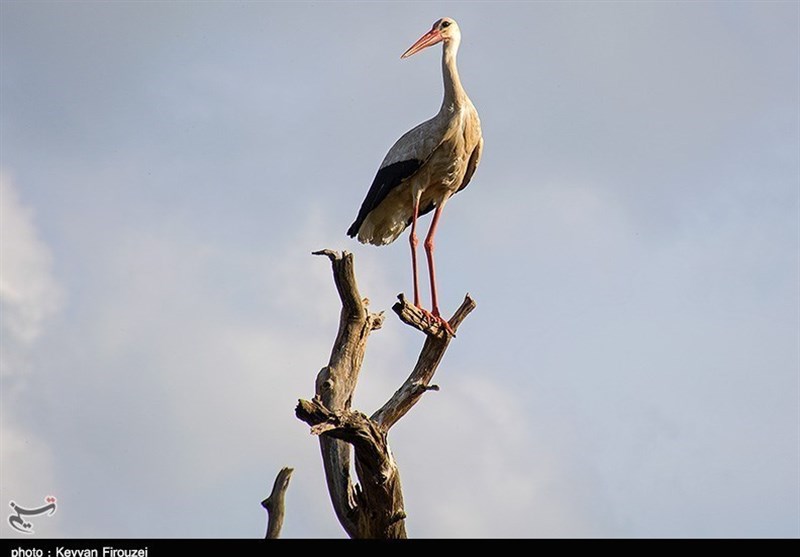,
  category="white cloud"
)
[0,171,63,375]
[0,171,63,536]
